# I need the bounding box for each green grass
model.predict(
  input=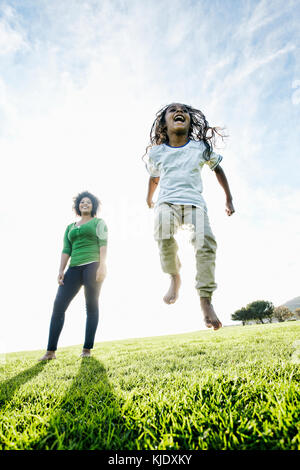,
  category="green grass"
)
[1,322,300,450]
